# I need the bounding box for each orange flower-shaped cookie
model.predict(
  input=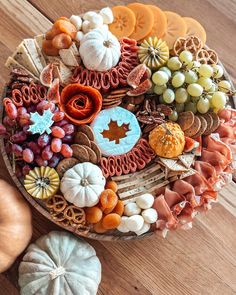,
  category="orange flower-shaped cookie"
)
[60,83,102,125]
